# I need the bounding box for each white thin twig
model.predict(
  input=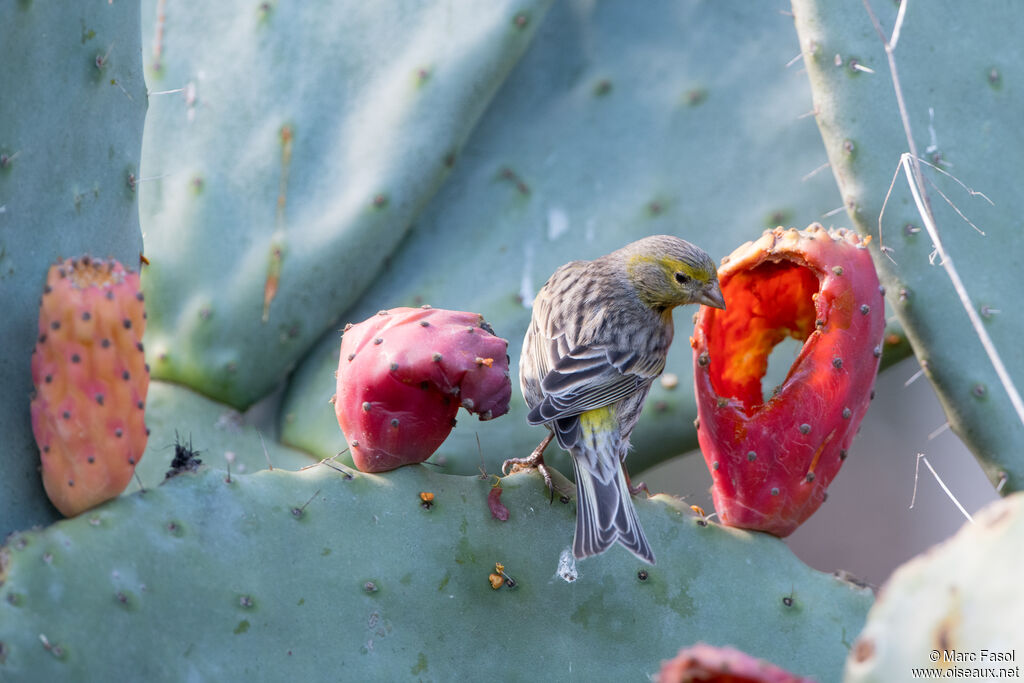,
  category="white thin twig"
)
[900,155,1024,426]
[889,0,909,49]
[904,367,924,387]
[921,171,985,236]
[801,161,831,182]
[910,454,974,523]
[915,156,994,205]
